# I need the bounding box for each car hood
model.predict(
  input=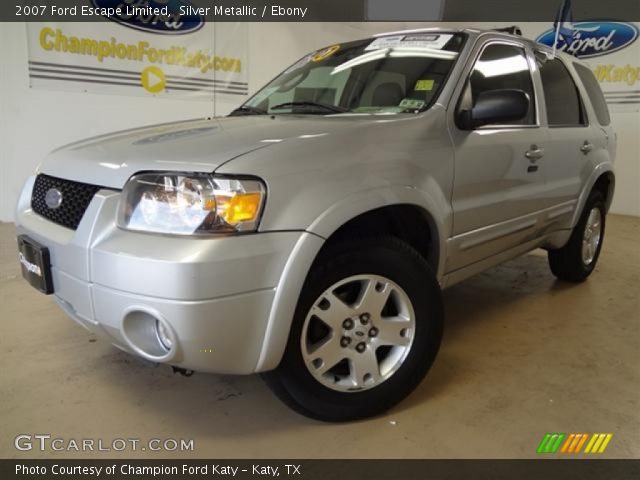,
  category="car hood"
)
[38,115,384,189]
